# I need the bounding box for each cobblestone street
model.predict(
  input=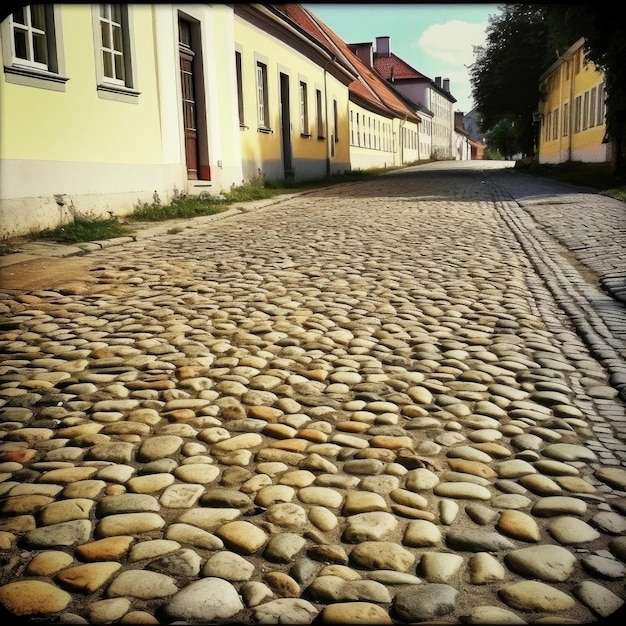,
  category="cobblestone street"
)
[0,161,625,624]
